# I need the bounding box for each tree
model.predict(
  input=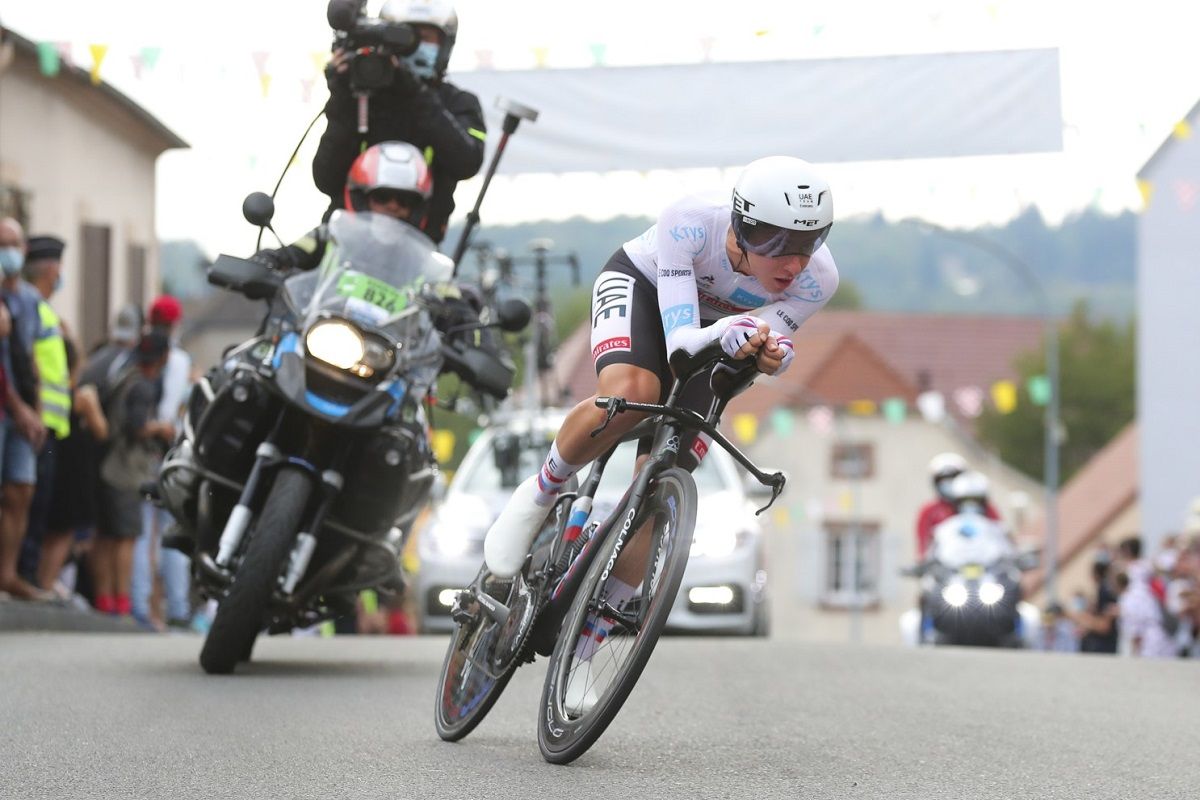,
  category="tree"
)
[827,279,864,309]
[976,301,1135,485]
